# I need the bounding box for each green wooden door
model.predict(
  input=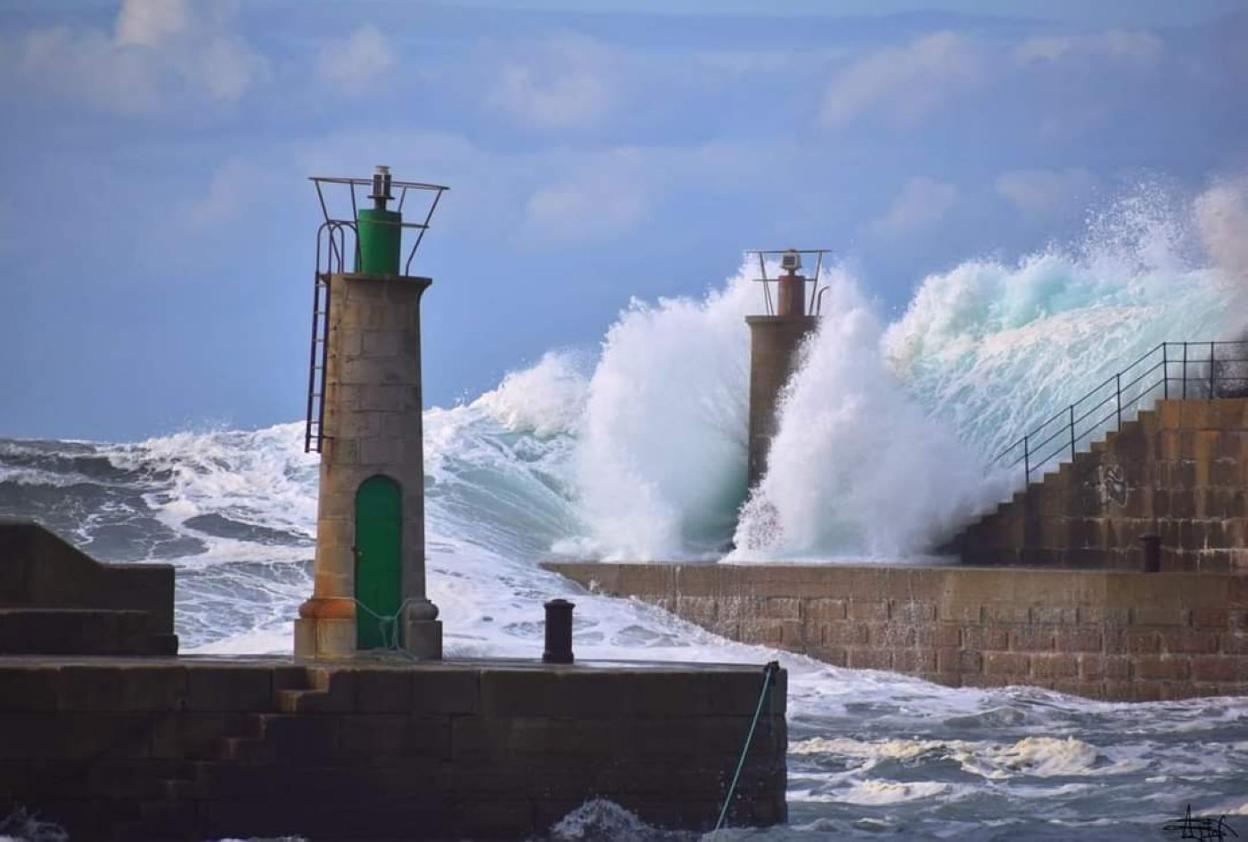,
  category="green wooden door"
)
[355,475,402,649]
